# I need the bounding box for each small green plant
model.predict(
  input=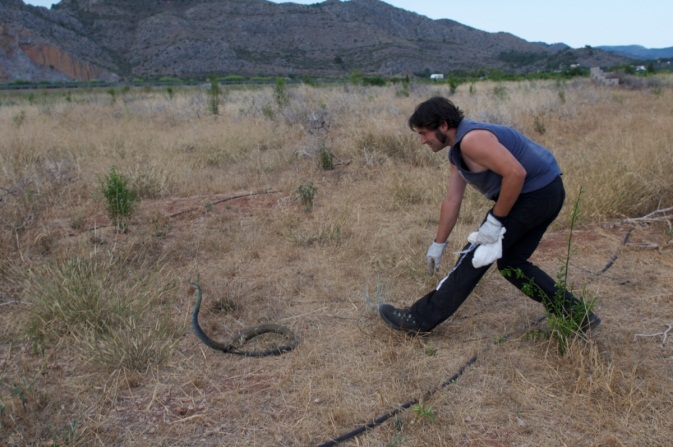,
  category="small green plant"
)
[397,75,410,97]
[412,403,436,422]
[349,71,364,85]
[448,76,459,94]
[364,275,388,312]
[534,115,546,135]
[207,78,221,115]
[386,432,404,446]
[48,417,80,447]
[425,347,437,356]
[31,334,45,357]
[13,110,26,127]
[495,335,508,344]
[319,147,334,170]
[107,87,116,104]
[99,166,138,232]
[524,328,547,342]
[11,383,29,411]
[166,86,174,100]
[493,84,509,100]
[297,180,318,212]
[261,104,275,120]
[70,215,86,230]
[282,217,344,246]
[469,83,477,95]
[7,357,48,413]
[274,77,290,109]
[558,89,566,104]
